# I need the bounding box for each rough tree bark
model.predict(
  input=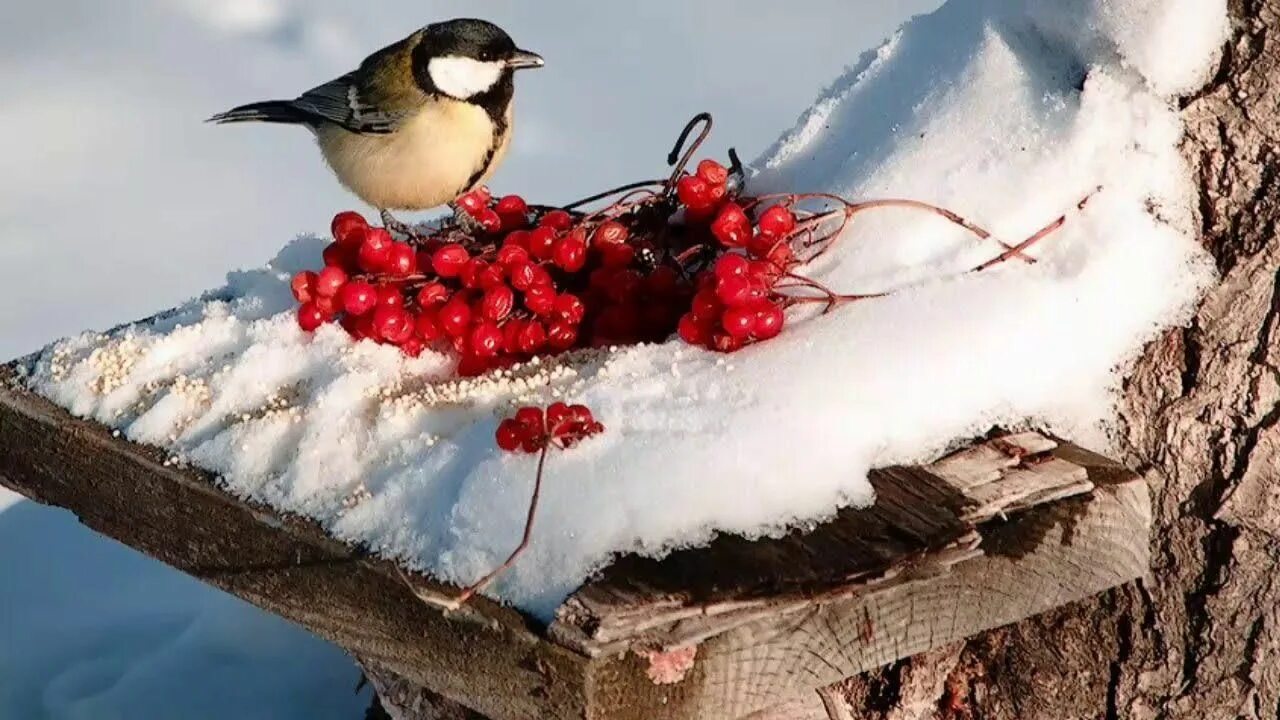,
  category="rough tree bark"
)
[821,2,1280,718]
